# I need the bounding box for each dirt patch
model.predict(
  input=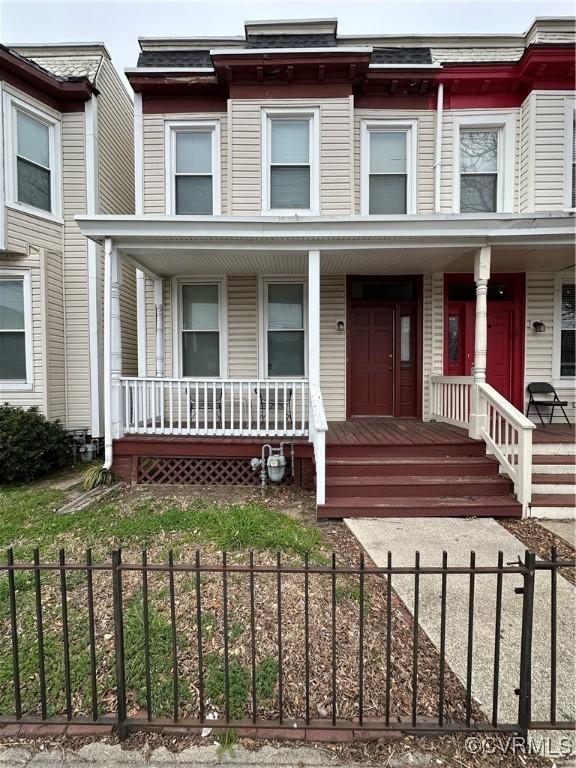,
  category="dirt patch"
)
[499,519,575,586]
